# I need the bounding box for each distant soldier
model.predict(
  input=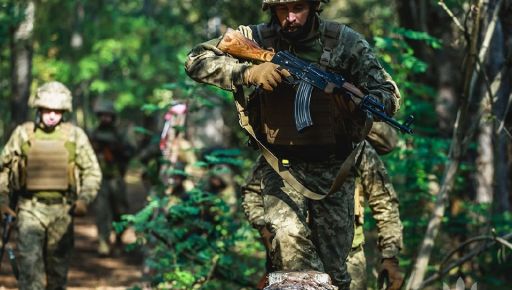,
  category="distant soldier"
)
[242,123,404,290]
[0,81,101,289]
[159,102,197,195]
[90,99,133,256]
